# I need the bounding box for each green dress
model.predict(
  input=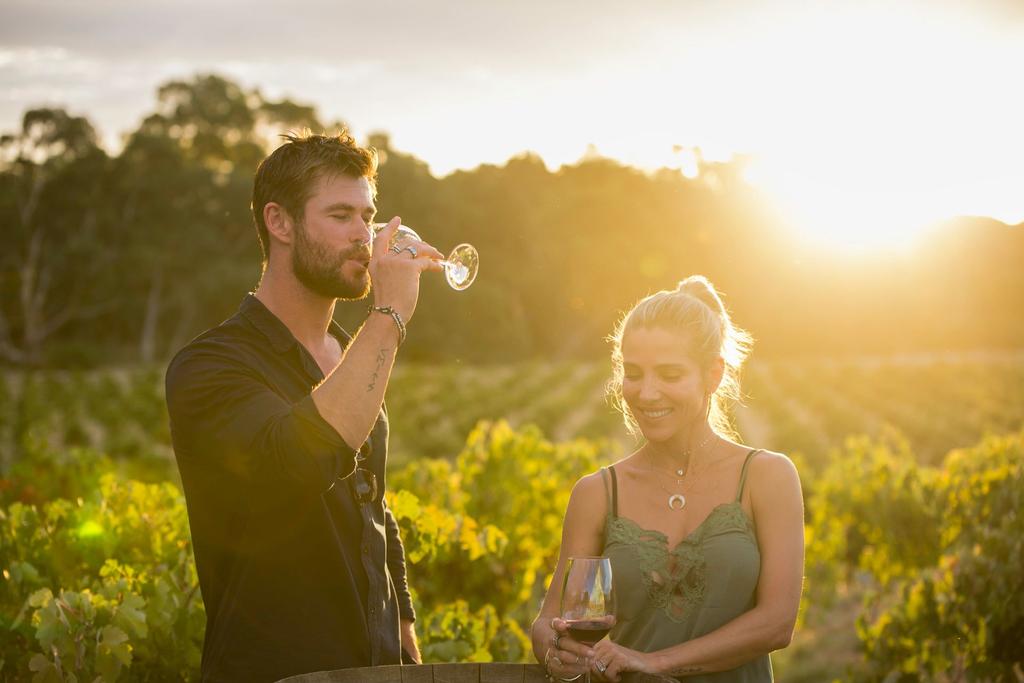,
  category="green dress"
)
[601,449,773,682]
